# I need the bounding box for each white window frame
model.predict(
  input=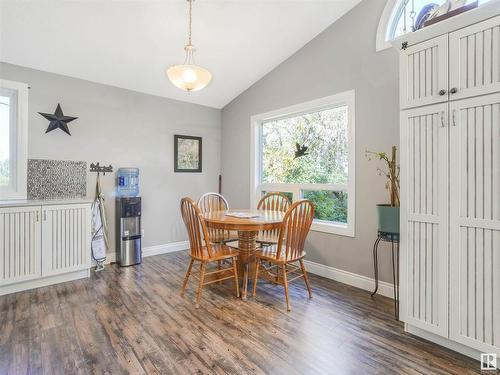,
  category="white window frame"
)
[376,0,499,52]
[250,90,355,237]
[0,79,29,200]
[376,0,400,52]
